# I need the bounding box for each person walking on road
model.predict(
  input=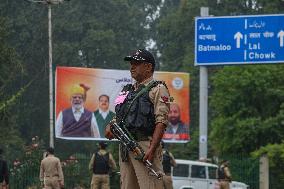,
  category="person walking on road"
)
[40,147,64,189]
